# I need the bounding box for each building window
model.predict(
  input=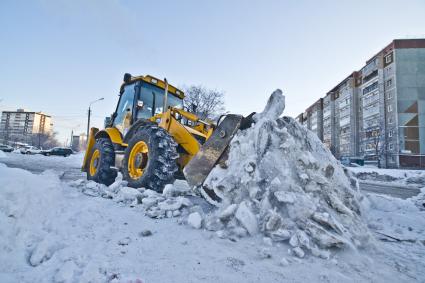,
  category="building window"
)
[389,143,394,150]
[390,156,396,163]
[387,92,392,99]
[363,81,379,95]
[385,53,393,64]
[388,130,393,137]
[386,79,392,88]
[388,117,393,124]
[388,105,393,112]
